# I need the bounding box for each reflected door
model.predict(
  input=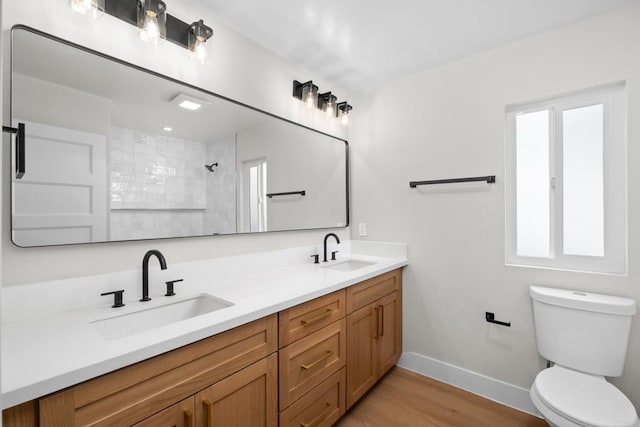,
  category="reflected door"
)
[242,158,267,232]
[12,121,107,246]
